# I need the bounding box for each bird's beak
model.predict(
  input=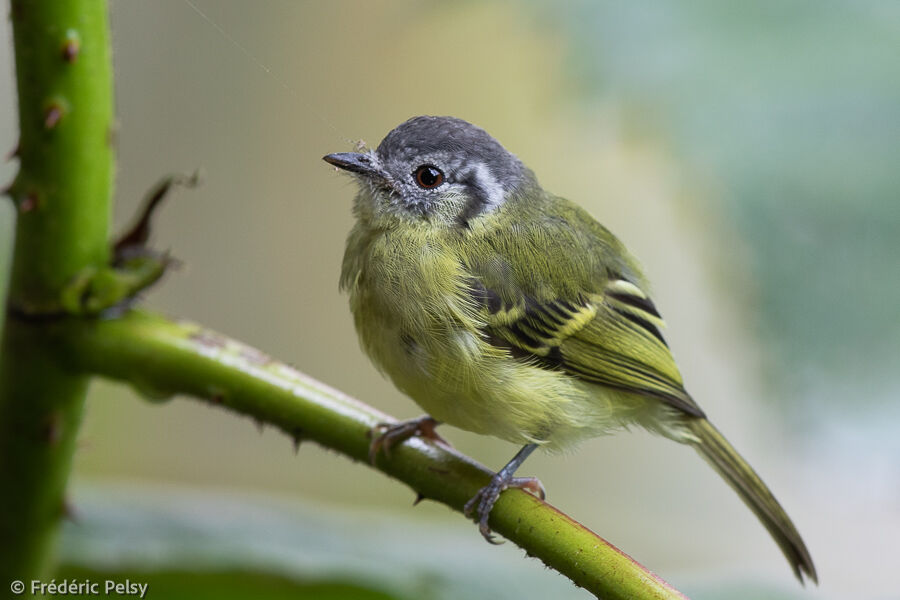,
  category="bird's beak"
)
[323,152,385,179]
